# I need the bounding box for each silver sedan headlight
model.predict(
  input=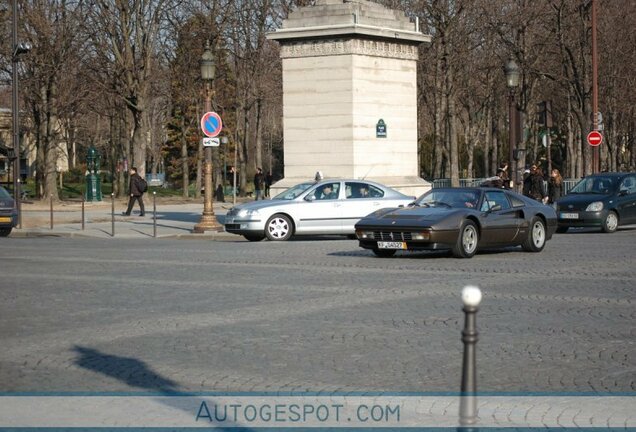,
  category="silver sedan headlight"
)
[585,201,603,212]
[237,208,260,218]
